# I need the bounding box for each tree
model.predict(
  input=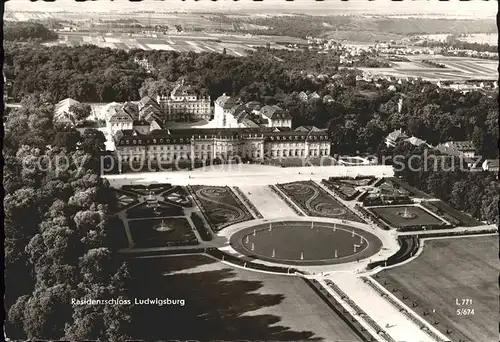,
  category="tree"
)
[80,129,106,154]
[69,103,92,122]
[23,285,74,340]
[53,127,81,151]
[139,78,173,98]
[471,126,485,156]
[4,21,58,41]
[7,295,30,339]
